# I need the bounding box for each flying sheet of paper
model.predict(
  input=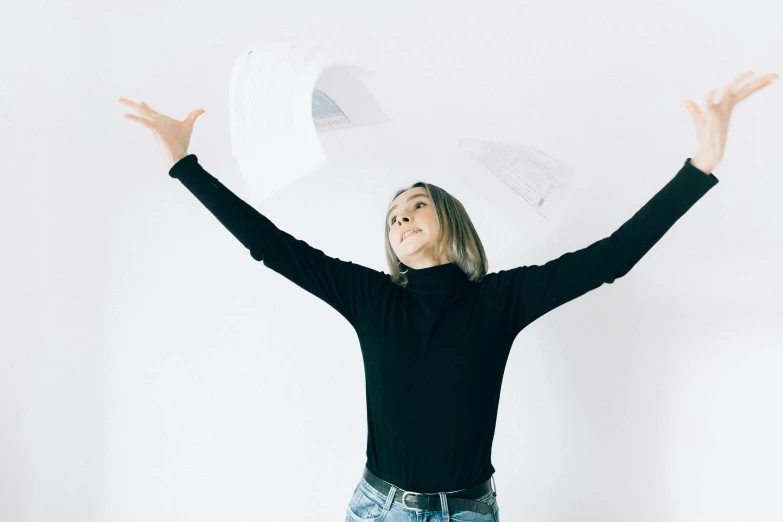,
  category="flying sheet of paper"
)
[228,42,391,205]
[440,139,578,245]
